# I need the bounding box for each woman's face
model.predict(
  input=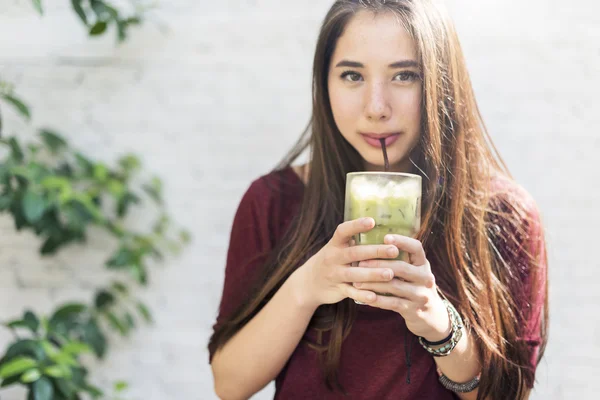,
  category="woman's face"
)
[328,11,422,172]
